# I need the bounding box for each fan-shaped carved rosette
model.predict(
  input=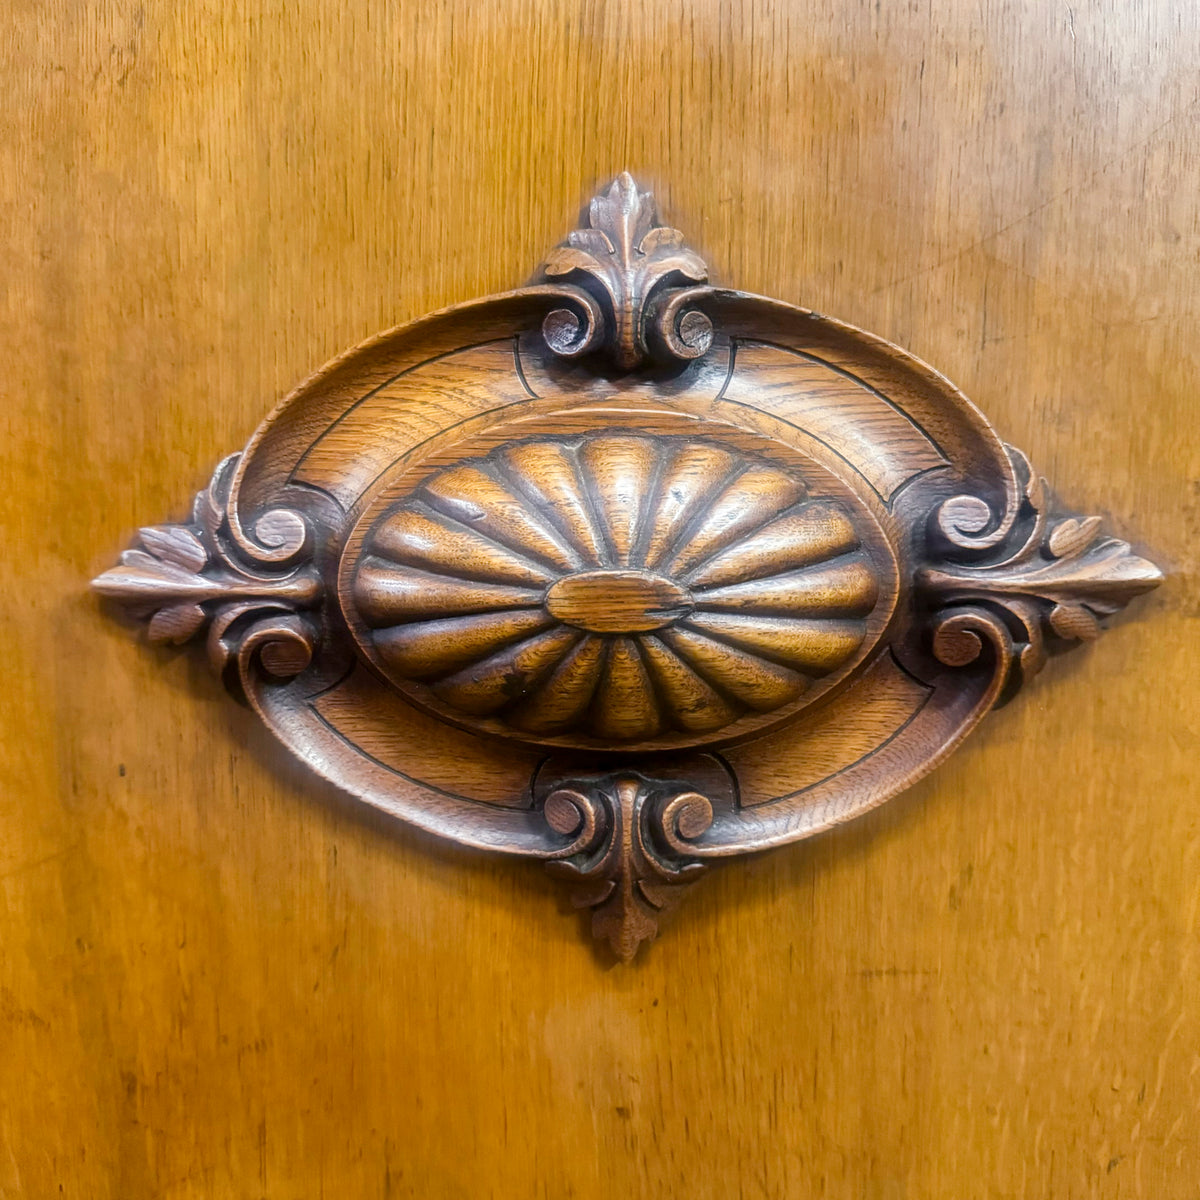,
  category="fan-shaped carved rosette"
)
[344,434,885,749]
